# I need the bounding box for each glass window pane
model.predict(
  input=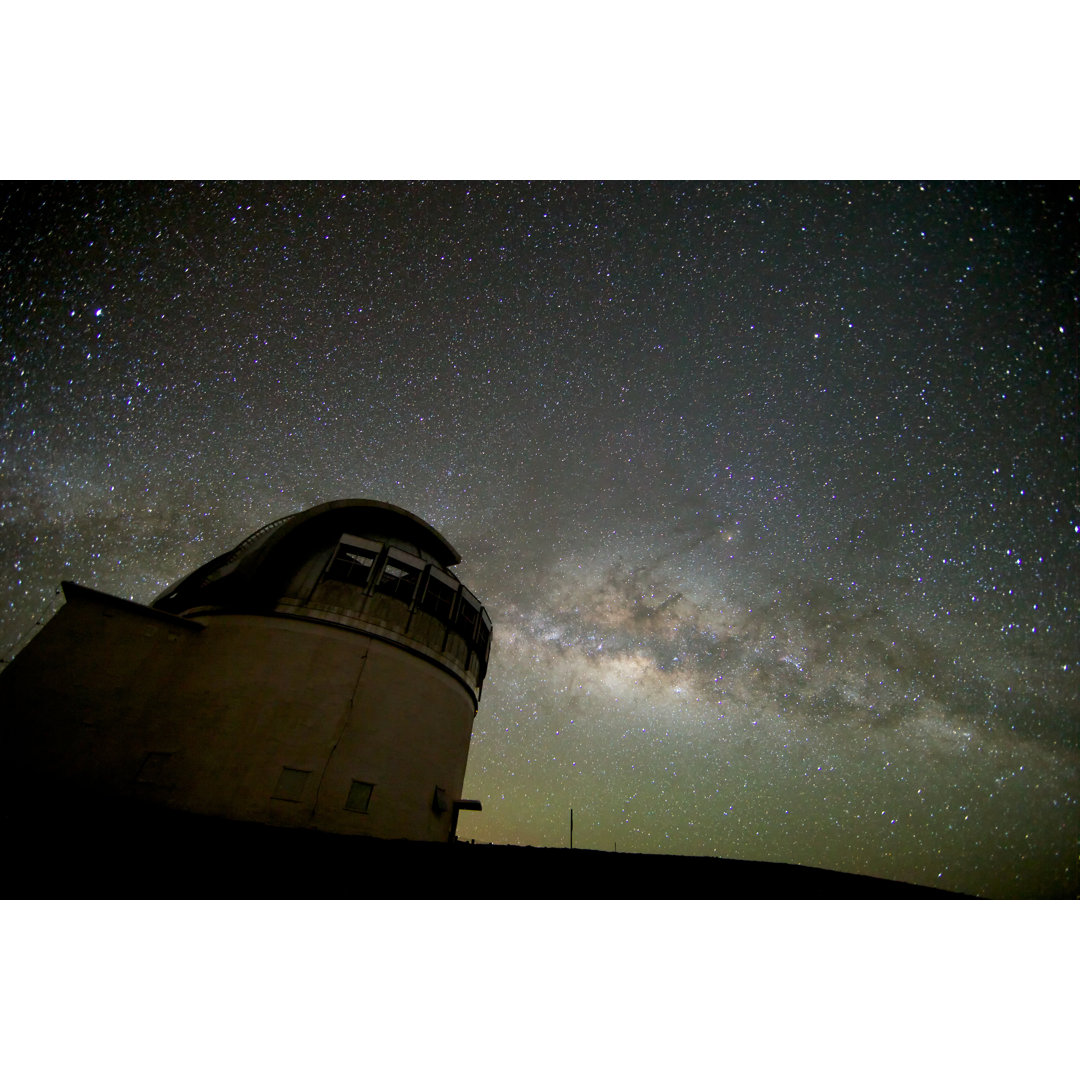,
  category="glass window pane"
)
[136,751,173,784]
[325,542,379,587]
[345,780,374,813]
[374,559,420,604]
[272,767,311,801]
